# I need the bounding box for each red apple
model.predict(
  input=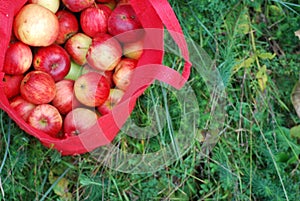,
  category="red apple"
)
[55,10,79,45]
[81,65,114,87]
[20,71,56,105]
[86,33,122,71]
[108,4,143,43]
[97,88,124,115]
[80,4,112,37]
[64,60,83,80]
[28,104,62,137]
[63,107,98,136]
[123,39,144,60]
[96,0,111,2]
[33,44,71,82]
[13,4,59,47]
[74,72,110,107]
[102,0,117,10]
[62,0,95,12]
[113,58,137,91]
[51,79,79,115]
[64,33,92,65]
[3,41,32,75]
[3,74,24,99]
[10,96,36,121]
[28,0,60,13]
